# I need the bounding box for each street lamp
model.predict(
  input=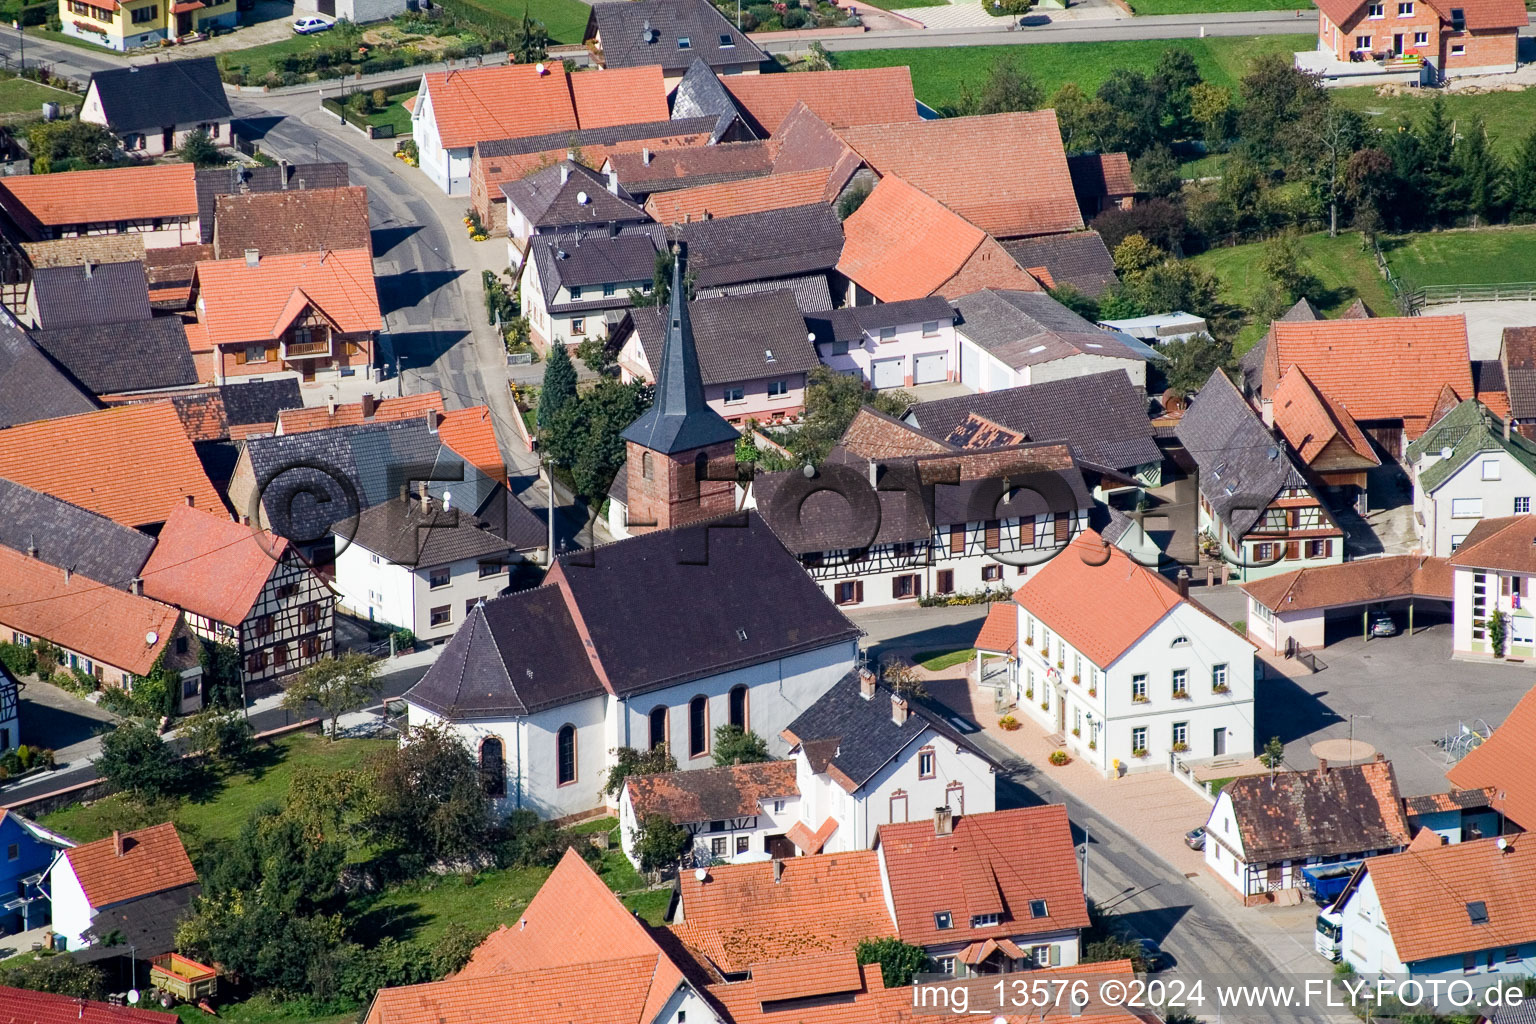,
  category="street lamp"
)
[12,21,22,75]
